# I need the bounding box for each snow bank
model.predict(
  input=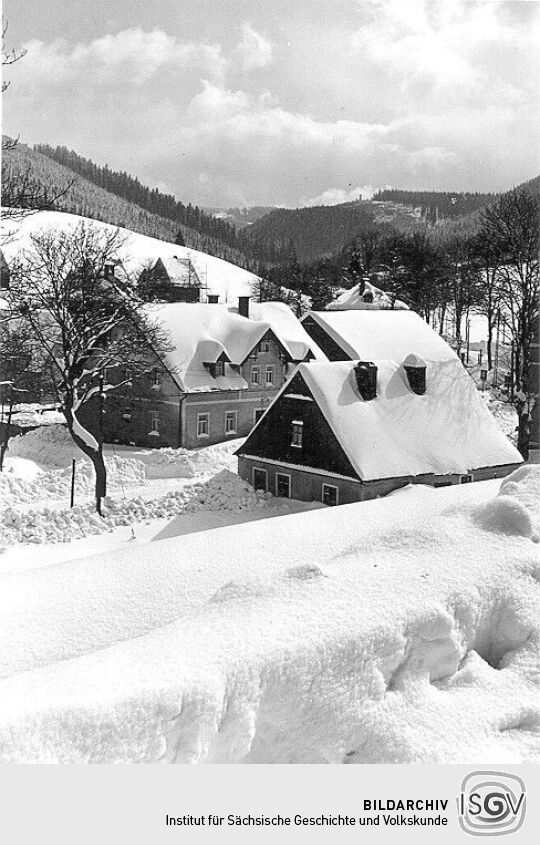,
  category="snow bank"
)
[1,426,240,513]
[0,469,538,763]
[0,469,270,547]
